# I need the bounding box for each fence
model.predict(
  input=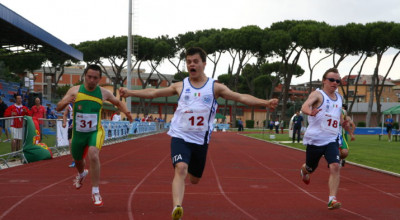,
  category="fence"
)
[0,116,27,168]
[0,117,168,169]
